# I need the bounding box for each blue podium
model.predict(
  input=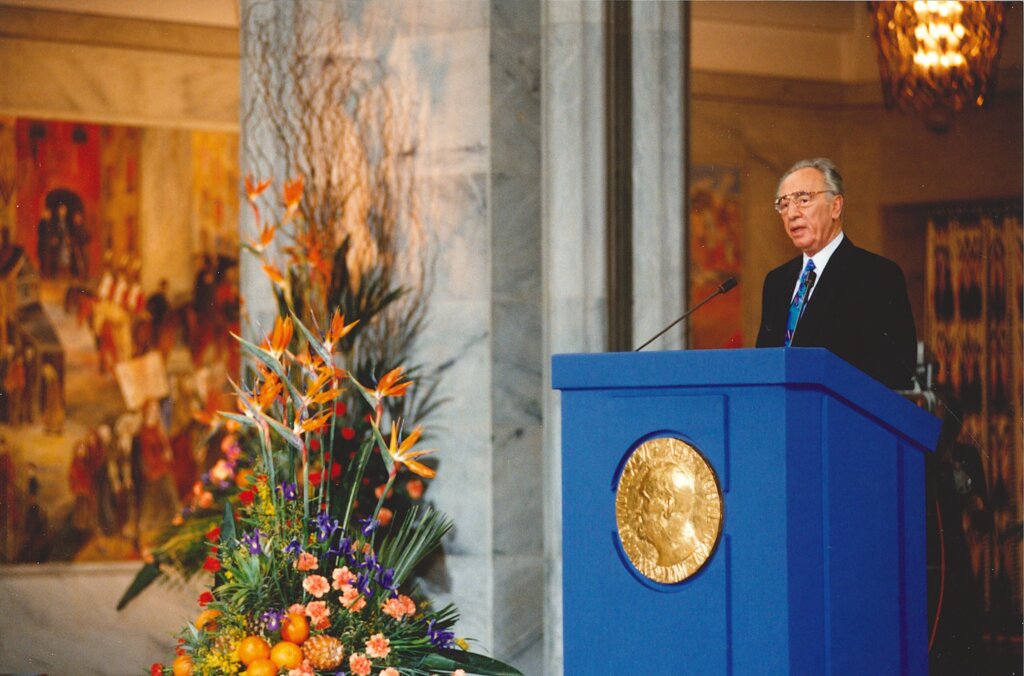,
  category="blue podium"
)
[552,348,940,675]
